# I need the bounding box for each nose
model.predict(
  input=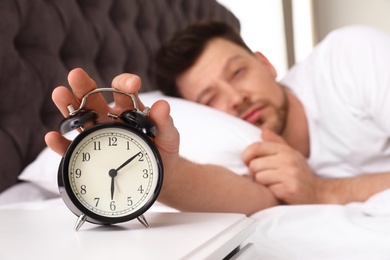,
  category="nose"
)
[223,84,249,114]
